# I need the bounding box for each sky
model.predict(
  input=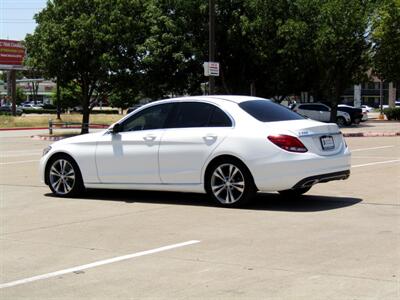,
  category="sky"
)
[0,0,47,41]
